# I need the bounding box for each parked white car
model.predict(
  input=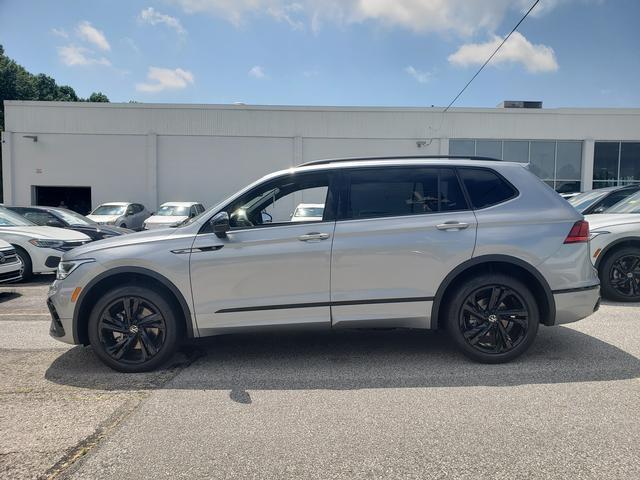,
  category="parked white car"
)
[587,190,640,301]
[143,202,205,230]
[291,203,325,222]
[0,207,91,281]
[0,238,22,283]
[87,202,151,231]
